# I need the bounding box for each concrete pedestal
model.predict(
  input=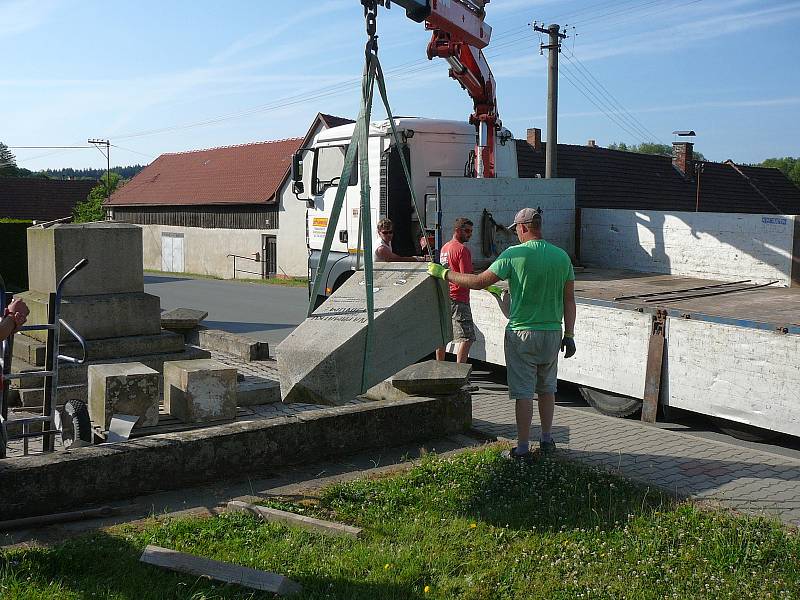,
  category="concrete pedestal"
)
[88,362,160,430]
[276,263,452,405]
[164,359,237,423]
